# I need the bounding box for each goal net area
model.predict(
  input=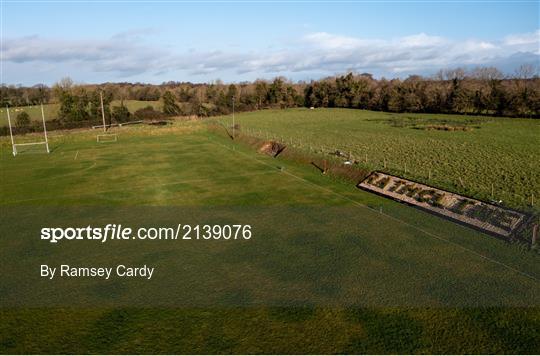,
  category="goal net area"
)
[12,141,50,155]
[96,133,118,143]
[6,105,50,156]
